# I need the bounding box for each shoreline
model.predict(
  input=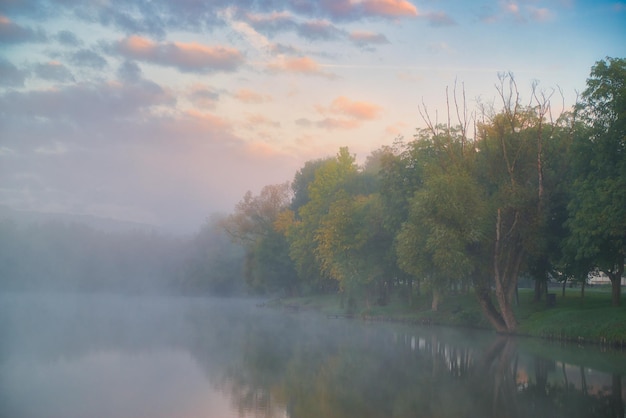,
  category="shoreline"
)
[267,288,626,349]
